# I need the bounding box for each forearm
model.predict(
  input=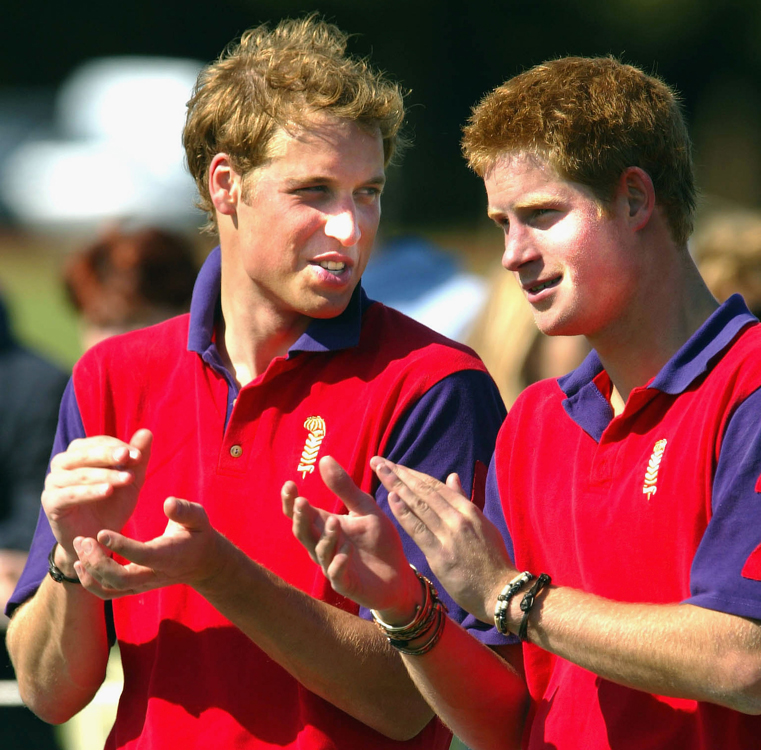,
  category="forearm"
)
[7,571,110,723]
[512,585,761,713]
[194,537,434,740]
[401,624,527,750]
